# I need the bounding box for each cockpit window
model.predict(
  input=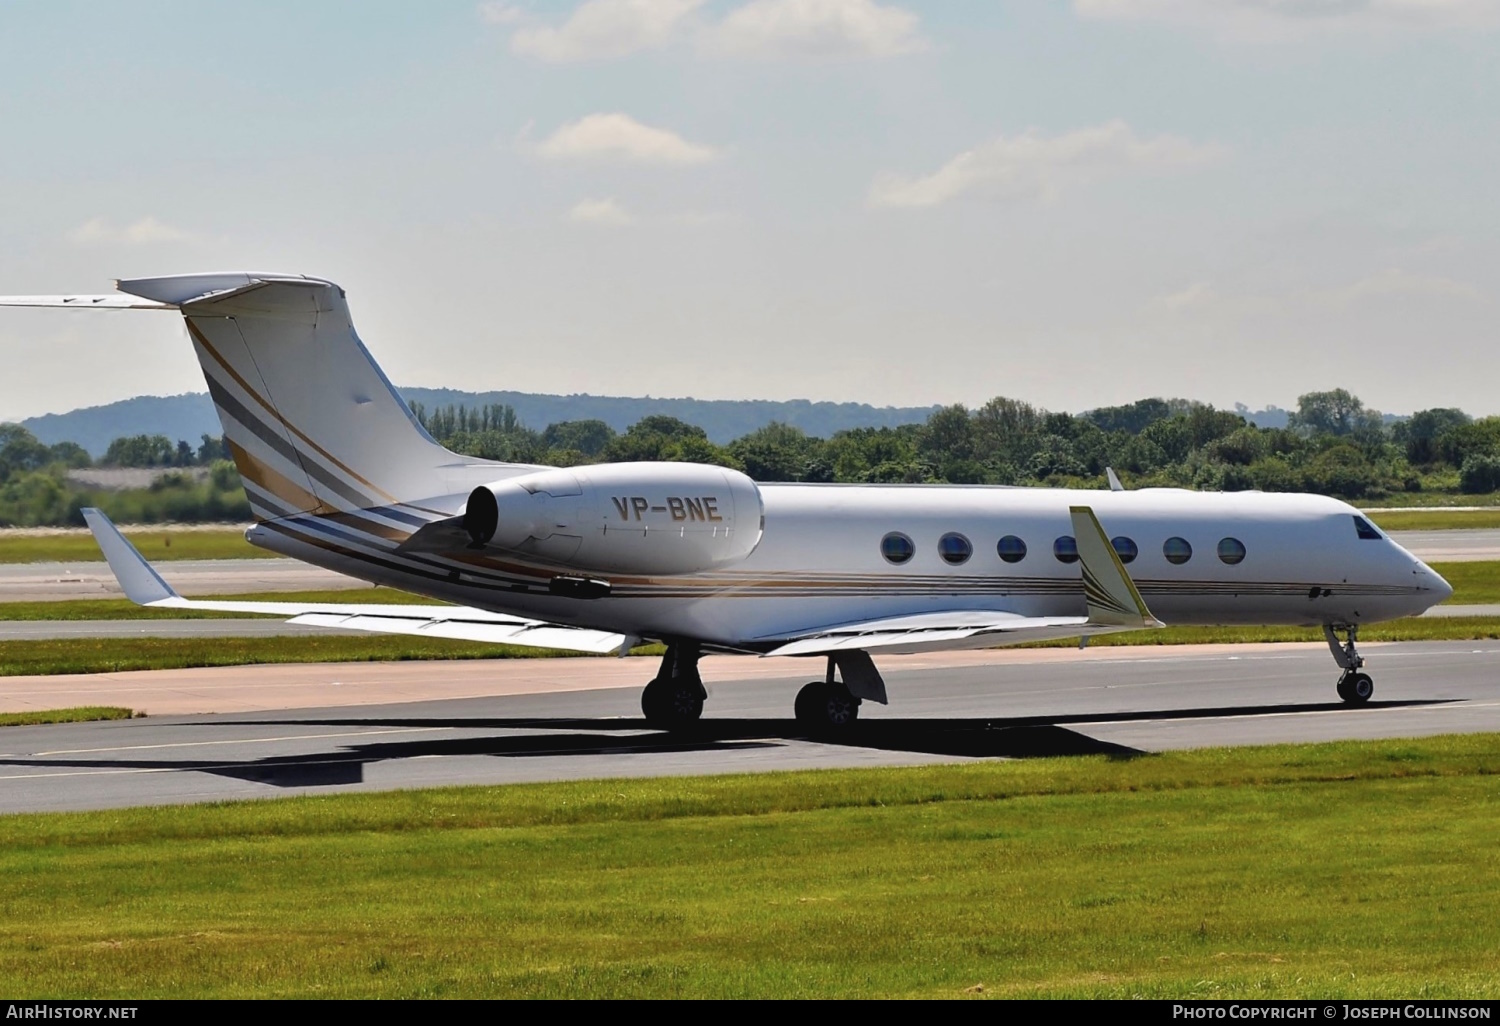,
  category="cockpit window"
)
[1353,516,1382,540]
